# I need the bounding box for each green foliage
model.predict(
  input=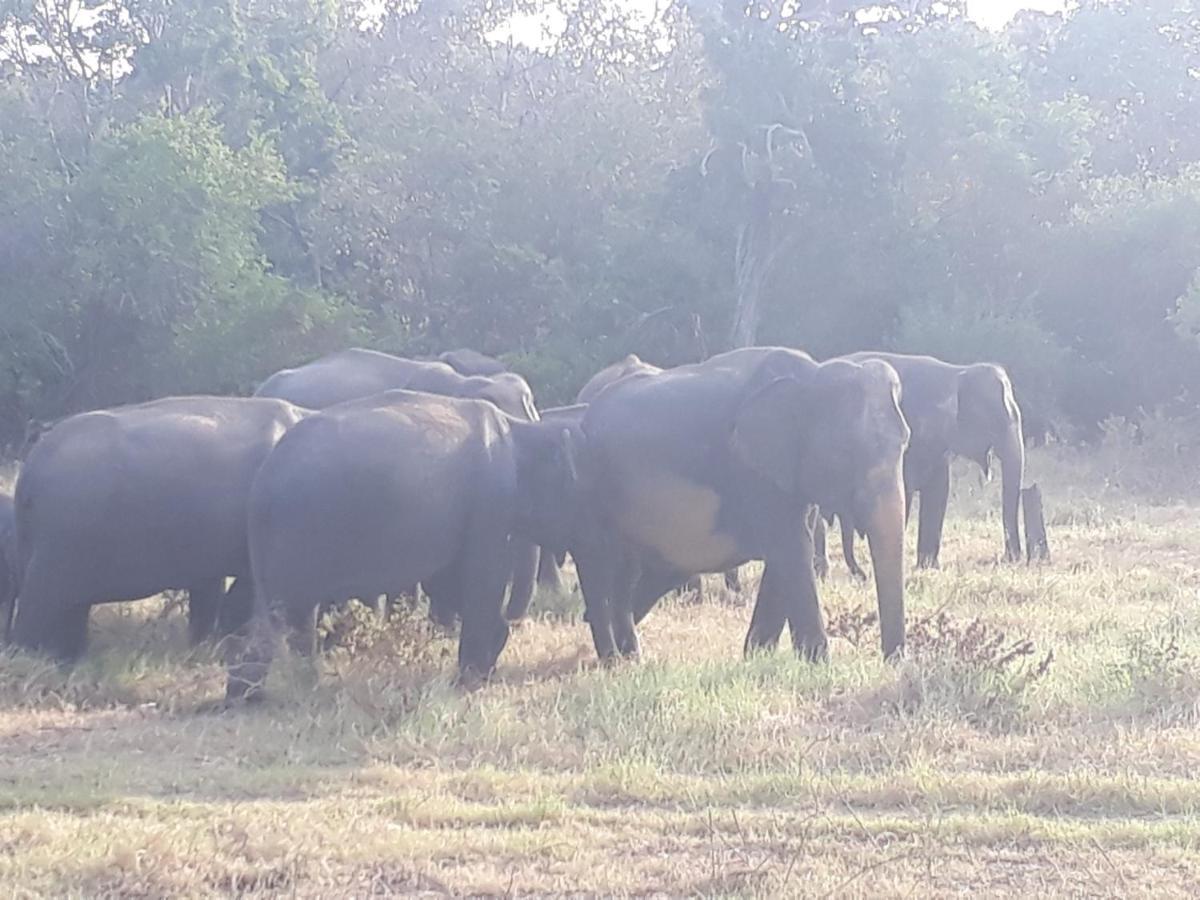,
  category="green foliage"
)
[1,0,1200,435]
